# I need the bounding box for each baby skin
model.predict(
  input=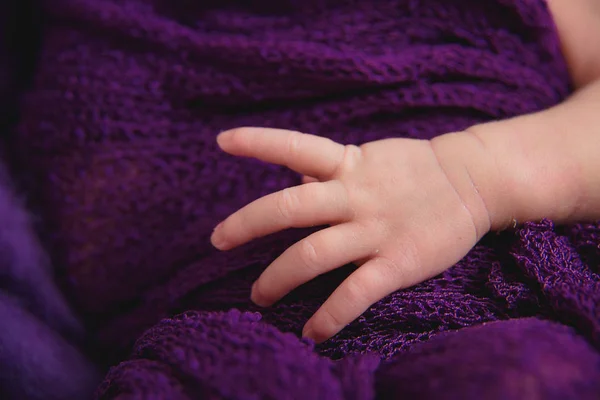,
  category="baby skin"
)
[211,0,600,343]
